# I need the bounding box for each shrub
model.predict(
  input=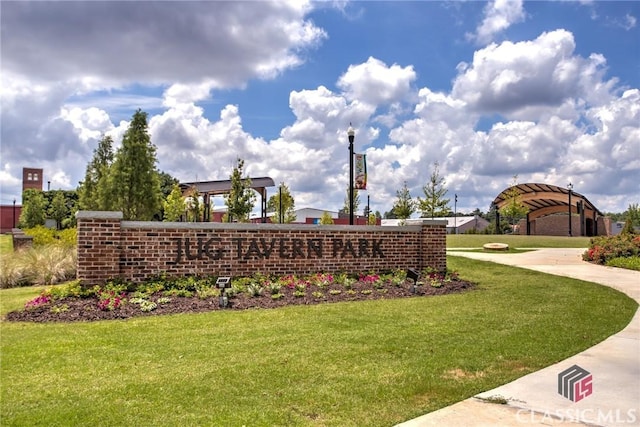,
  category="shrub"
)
[48,280,93,299]
[24,292,51,310]
[606,256,640,271]
[195,283,220,299]
[97,289,125,311]
[583,235,640,265]
[22,226,77,248]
